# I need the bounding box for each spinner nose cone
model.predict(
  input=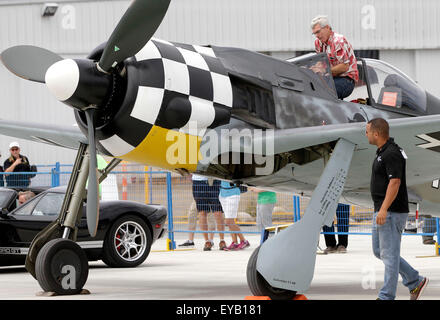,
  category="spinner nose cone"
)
[45,59,80,102]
